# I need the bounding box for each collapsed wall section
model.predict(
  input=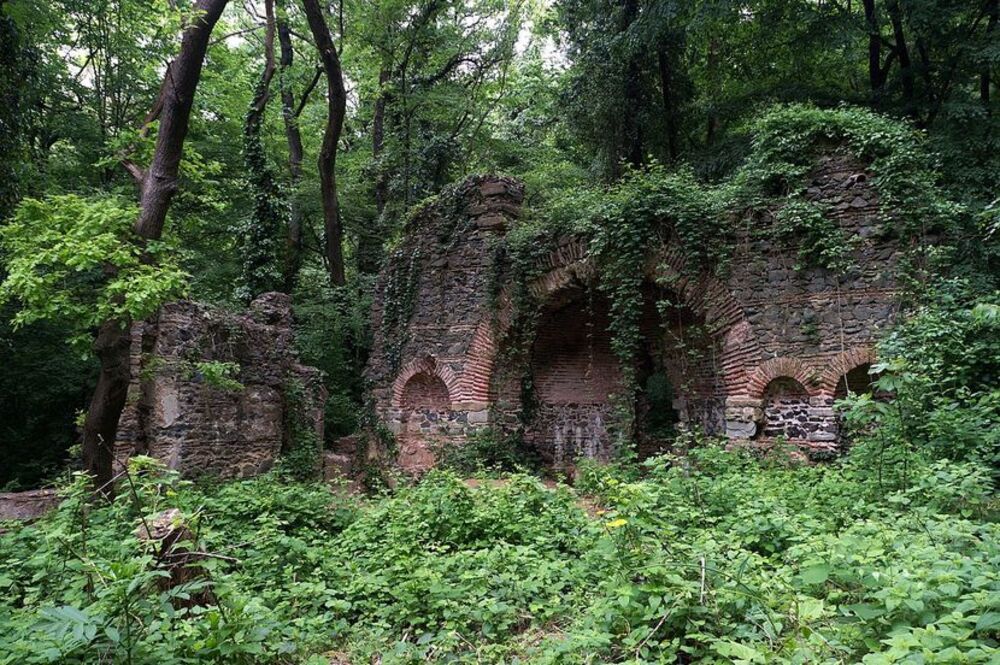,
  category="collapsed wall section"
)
[117,293,325,478]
